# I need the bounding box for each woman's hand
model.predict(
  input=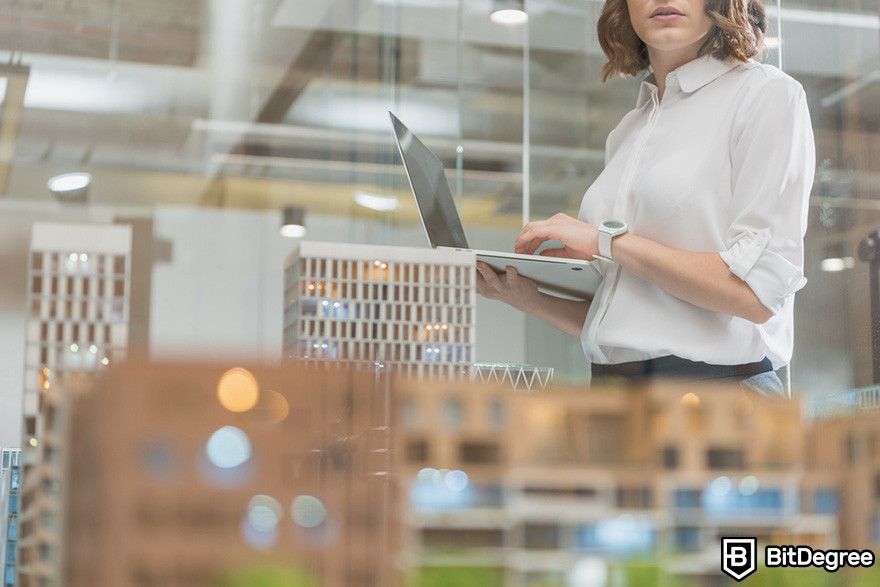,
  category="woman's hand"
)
[475,261,540,312]
[514,213,600,260]
[476,260,592,337]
